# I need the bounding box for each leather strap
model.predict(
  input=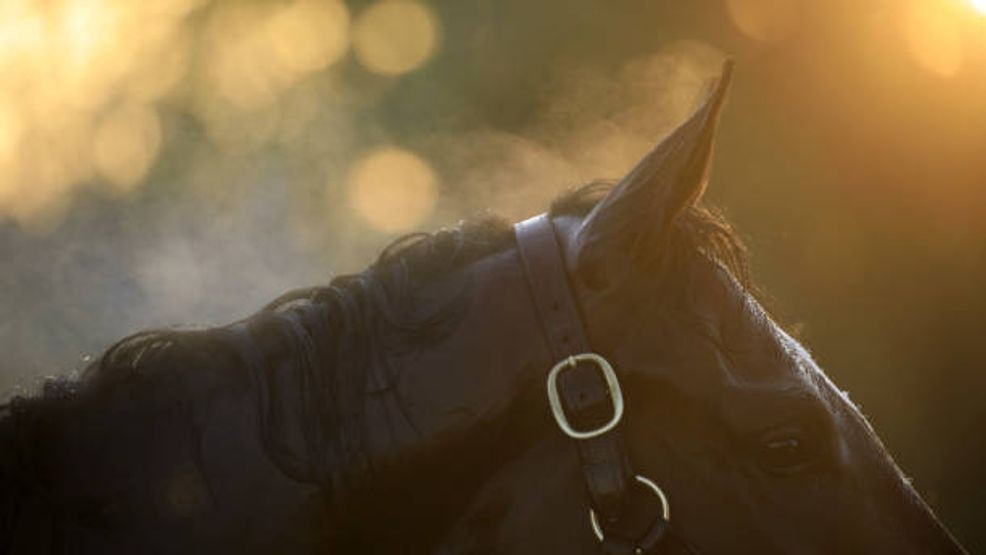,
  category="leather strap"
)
[514,214,700,554]
[514,215,635,523]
